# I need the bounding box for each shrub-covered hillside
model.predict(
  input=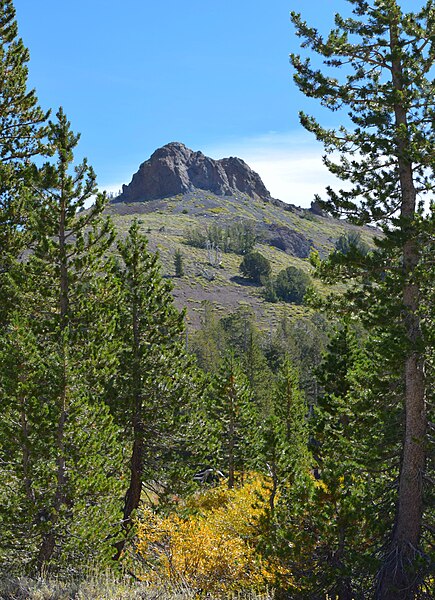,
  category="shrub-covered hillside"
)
[106,191,376,329]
